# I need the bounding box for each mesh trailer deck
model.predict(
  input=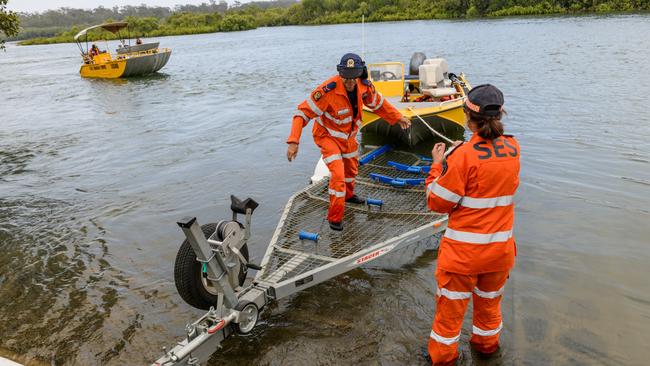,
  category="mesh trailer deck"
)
[153,146,448,366]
